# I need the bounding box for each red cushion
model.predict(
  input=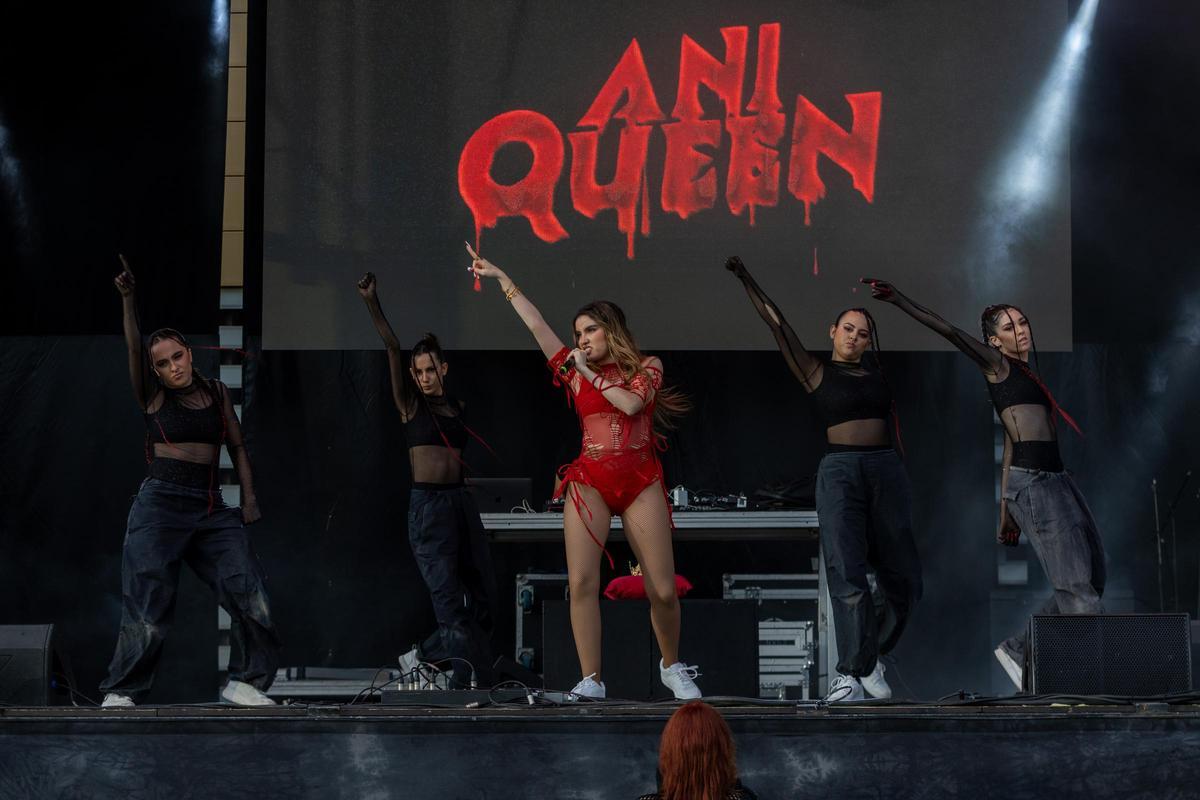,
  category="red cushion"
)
[603,574,693,600]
